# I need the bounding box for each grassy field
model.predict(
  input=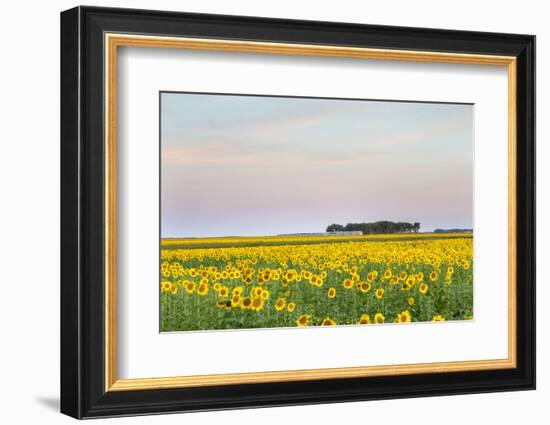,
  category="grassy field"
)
[160,233,473,332]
